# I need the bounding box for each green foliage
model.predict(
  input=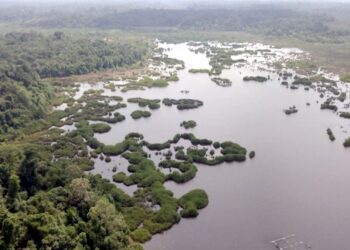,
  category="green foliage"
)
[286,60,317,73]
[6,174,20,209]
[131,110,152,120]
[87,198,129,249]
[160,160,198,183]
[131,228,152,243]
[211,77,232,87]
[341,74,350,83]
[340,112,350,119]
[127,77,169,89]
[127,98,160,110]
[162,98,203,110]
[189,68,211,74]
[249,151,256,159]
[292,77,313,86]
[121,152,165,187]
[243,76,268,82]
[180,120,197,129]
[0,32,148,78]
[284,106,298,115]
[343,138,350,147]
[0,31,147,135]
[327,128,335,141]
[113,172,126,183]
[91,123,111,133]
[179,189,208,218]
[320,102,338,111]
